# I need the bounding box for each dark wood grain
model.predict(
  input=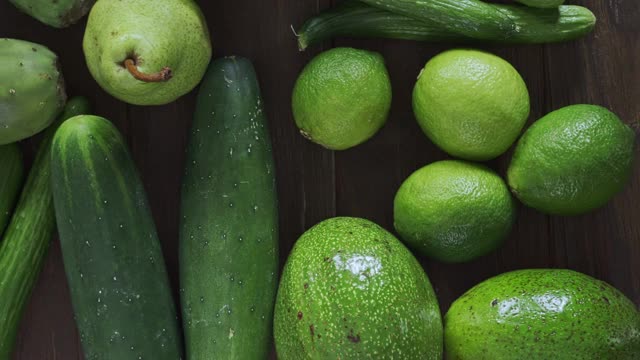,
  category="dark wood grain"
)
[0,0,638,358]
